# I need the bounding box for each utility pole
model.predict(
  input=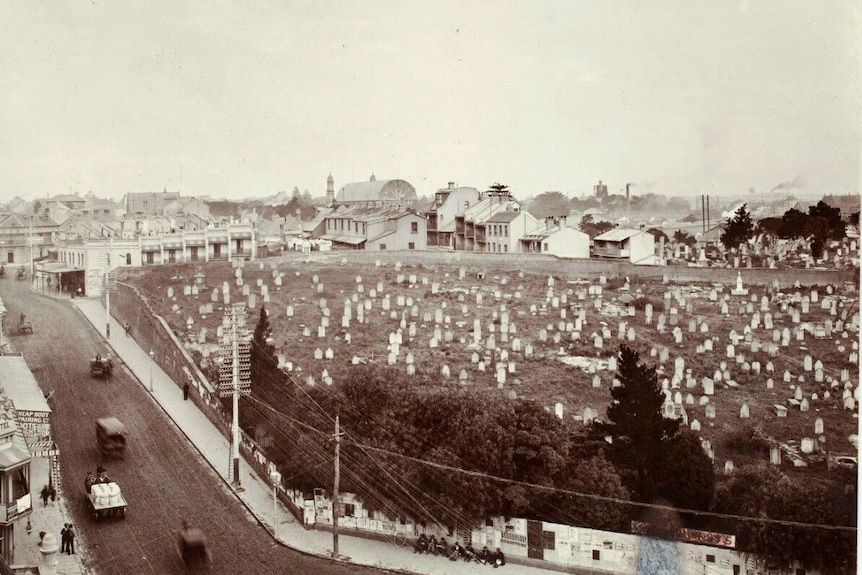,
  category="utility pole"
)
[219,304,250,492]
[332,414,345,559]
